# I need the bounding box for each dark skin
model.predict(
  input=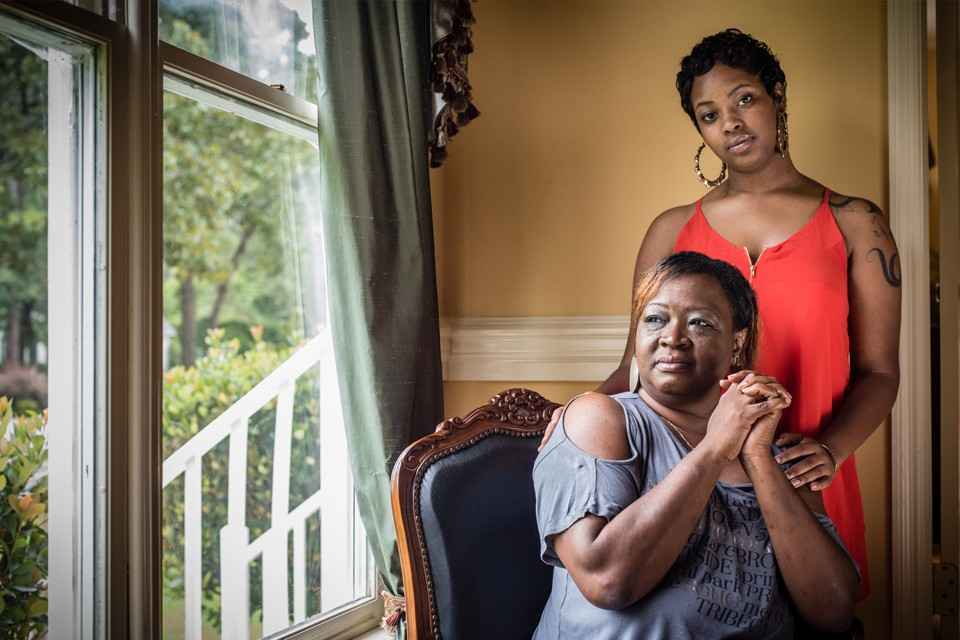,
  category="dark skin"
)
[542,63,901,492]
[553,275,858,631]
